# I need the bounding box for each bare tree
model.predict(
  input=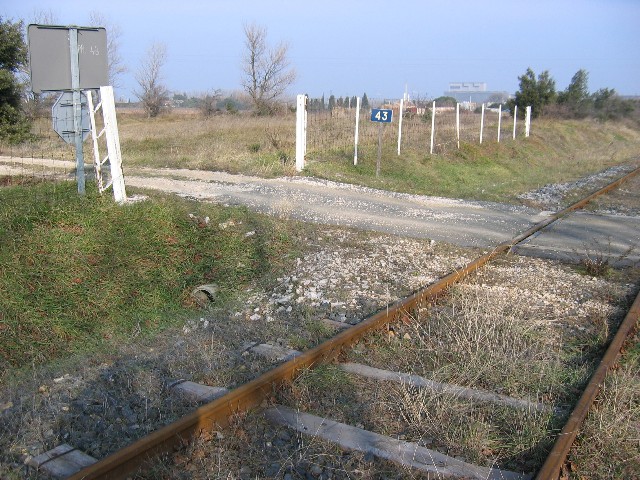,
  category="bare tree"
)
[198,89,222,117]
[30,8,59,24]
[88,11,127,89]
[135,42,169,118]
[241,23,296,114]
